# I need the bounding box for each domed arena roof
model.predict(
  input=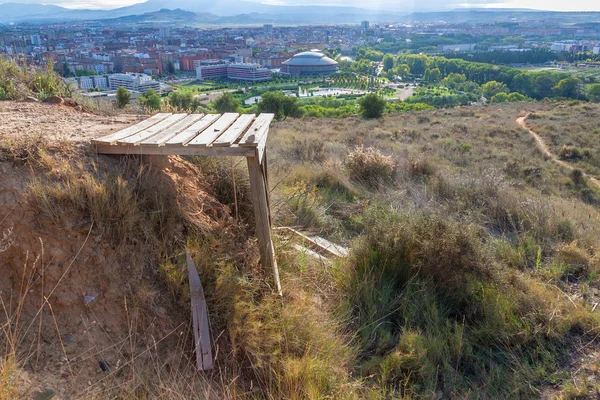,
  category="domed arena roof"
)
[282,51,338,67]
